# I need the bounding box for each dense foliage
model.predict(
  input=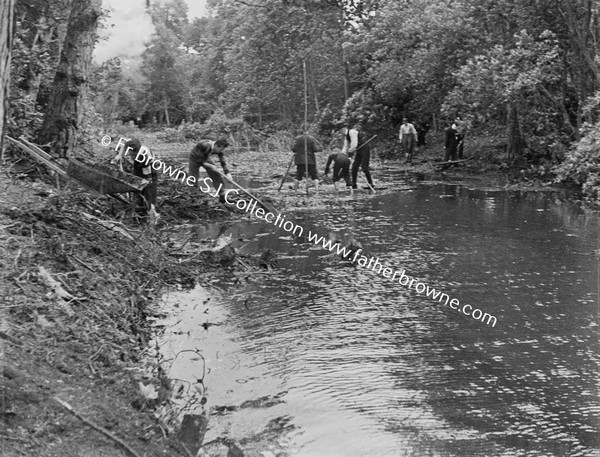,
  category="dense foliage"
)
[554,94,600,204]
[7,0,600,200]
